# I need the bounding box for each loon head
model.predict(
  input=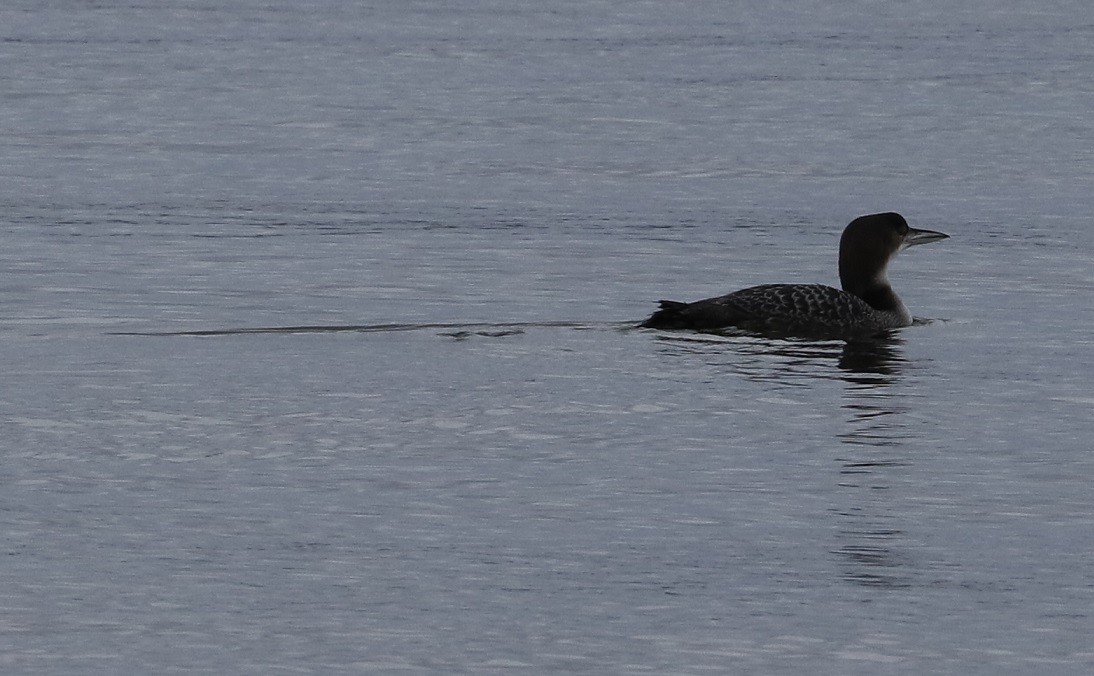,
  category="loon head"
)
[838,212,948,312]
